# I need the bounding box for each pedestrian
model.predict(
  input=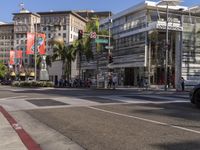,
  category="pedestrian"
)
[180,77,185,91]
[112,75,117,89]
[108,75,113,88]
[54,78,58,87]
